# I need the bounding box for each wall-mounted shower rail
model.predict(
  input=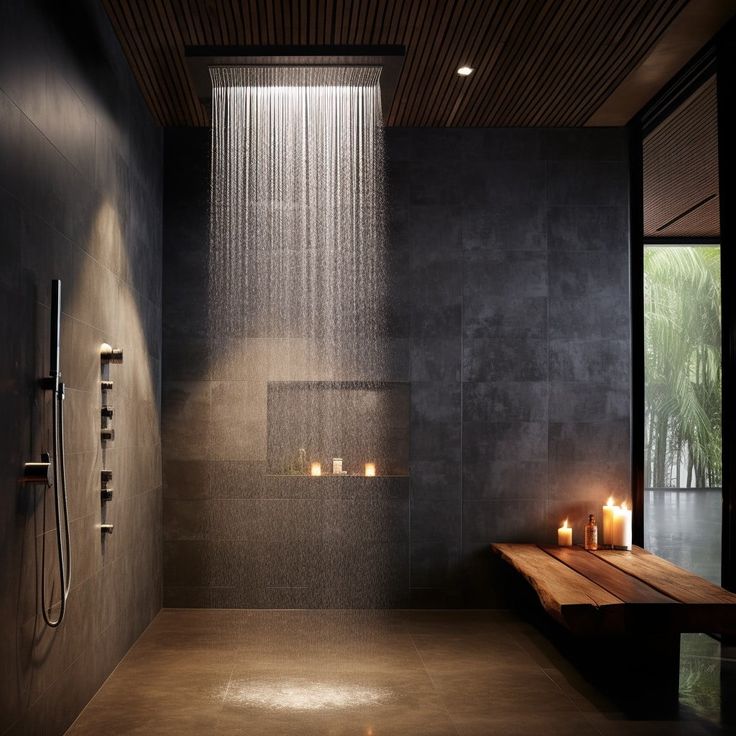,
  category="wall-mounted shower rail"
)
[40,279,72,627]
